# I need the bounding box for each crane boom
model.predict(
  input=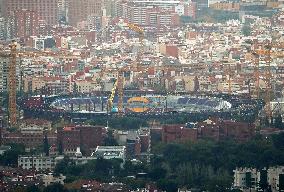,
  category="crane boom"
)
[127,23,144,68]
[1,43,83,127]
[8,43,17,126]
[107,22,145,115]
